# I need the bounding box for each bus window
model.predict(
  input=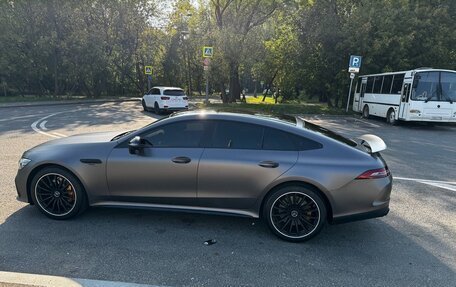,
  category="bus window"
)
[382,75,393,94]
[411,72,438,101]
[391,74,405,94]
[373,76,383,93]
[366,77,374,93]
